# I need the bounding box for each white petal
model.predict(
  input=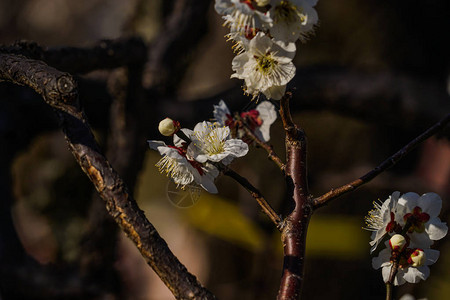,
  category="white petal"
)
[381,265,391,283]
[424,248,440,265]
[398,192,420,210]
[148,140,167,151]
[174,128,193,147]
[263,85,287,100]
[194,154,209,163]
[403,267,424,284]
[394,269,406,286]
[213,100,231,126]
[372,247,391,269]
[250,32,273,54]
[256,101,277,125]
[224,139,249,157]
[212,126,231,141]
[409,232,433,249]
[418,193,442,217]
[426,218,448,241]
[200,176,218,194]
